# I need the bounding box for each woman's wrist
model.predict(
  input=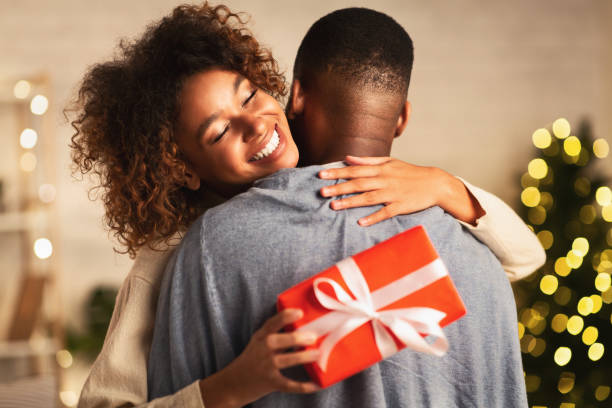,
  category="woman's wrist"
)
[436,170,484,226]
[199,364,244,408]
